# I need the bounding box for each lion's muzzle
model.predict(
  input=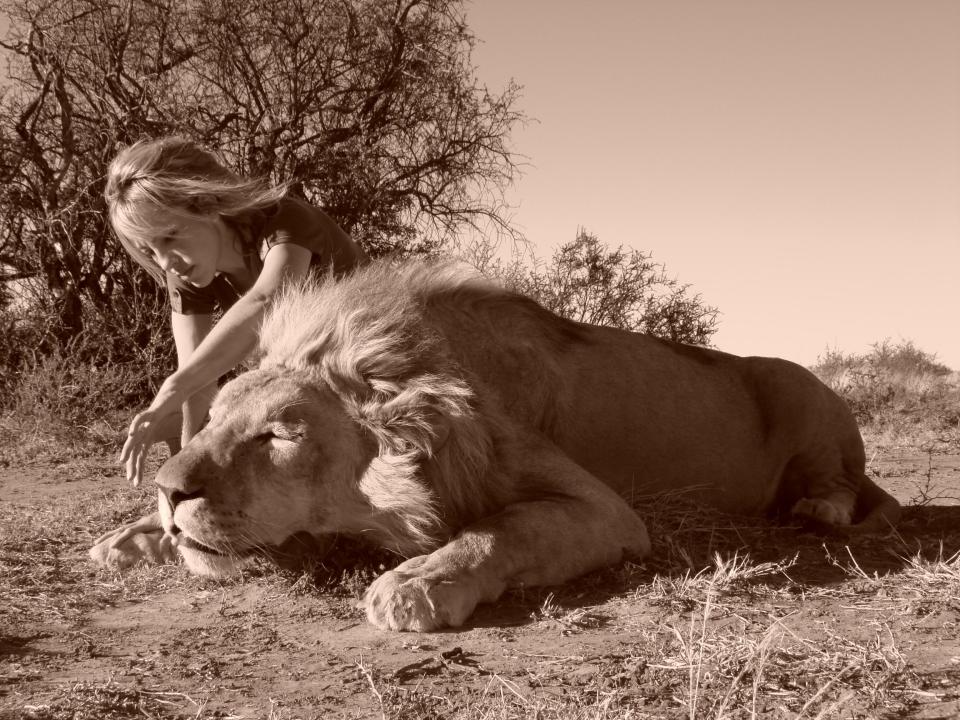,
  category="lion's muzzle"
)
[153,434,238,547]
